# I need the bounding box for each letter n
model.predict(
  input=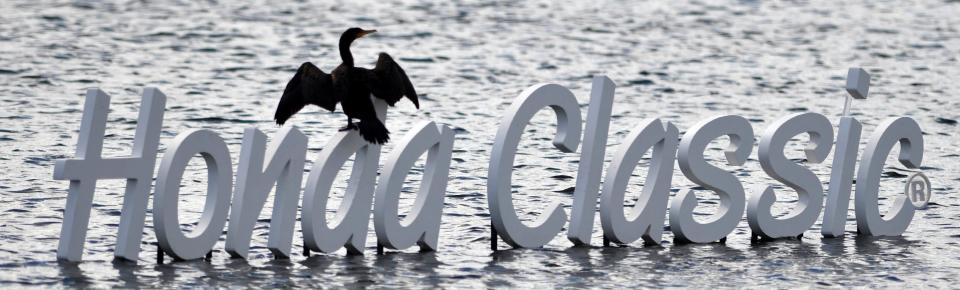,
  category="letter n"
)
[225,127,307,259]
